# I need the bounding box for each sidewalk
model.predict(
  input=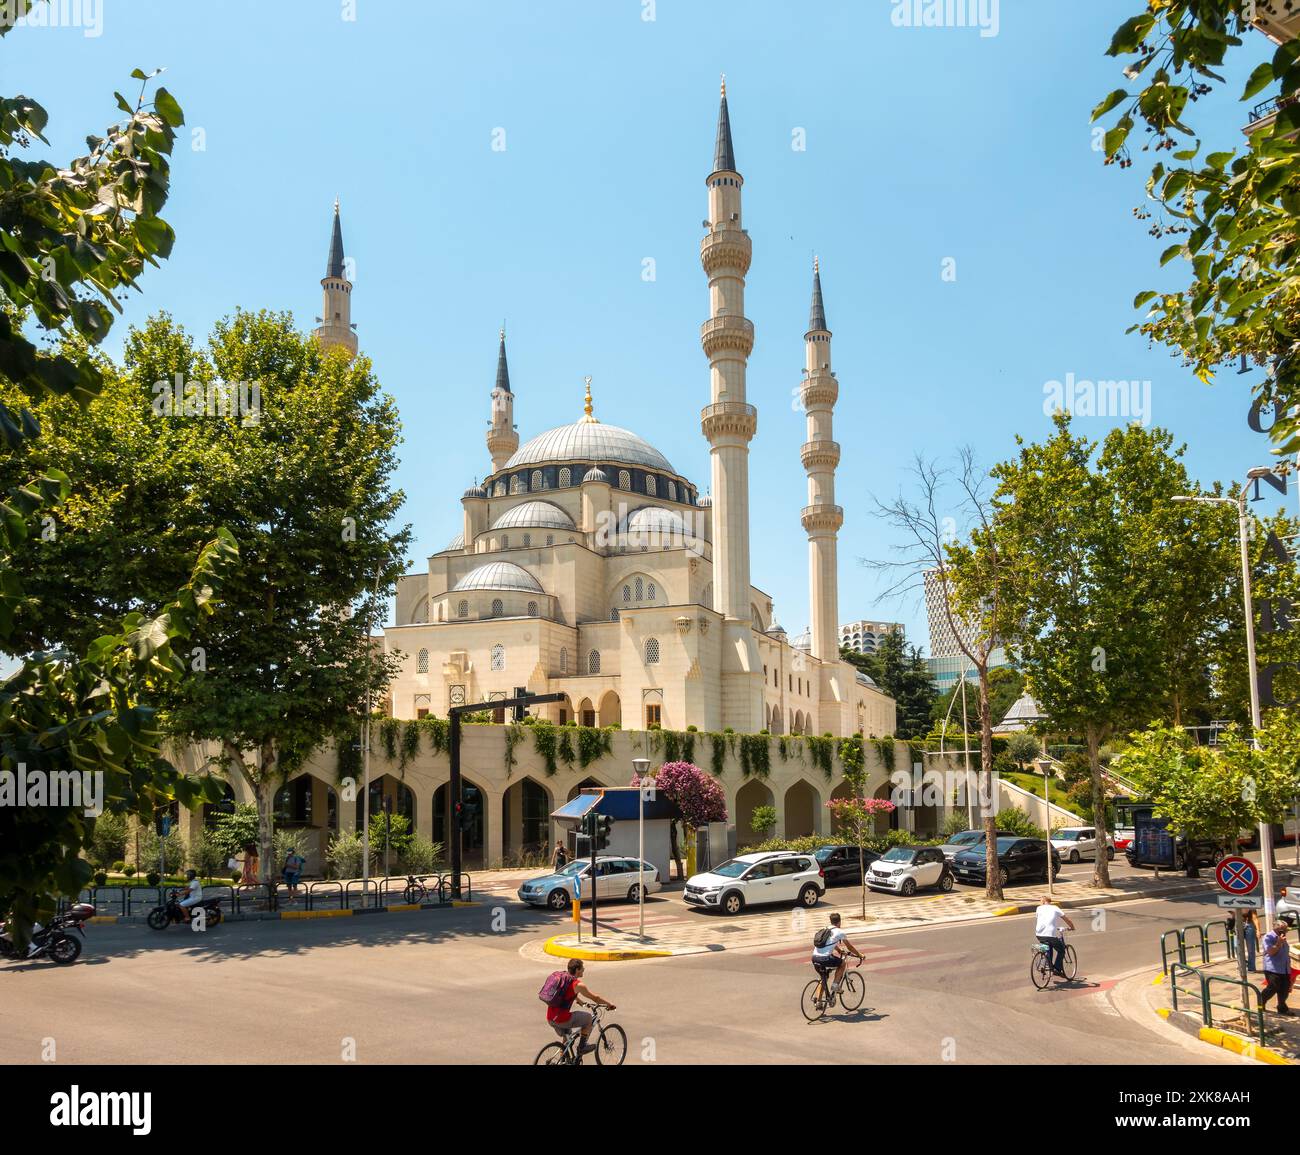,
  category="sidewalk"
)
[543,874,1216,961]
